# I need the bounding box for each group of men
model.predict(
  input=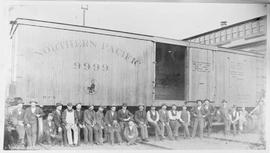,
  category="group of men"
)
[5,97,263,149]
